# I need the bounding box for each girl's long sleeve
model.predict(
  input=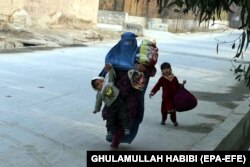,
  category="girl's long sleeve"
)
[151,78,162,94]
